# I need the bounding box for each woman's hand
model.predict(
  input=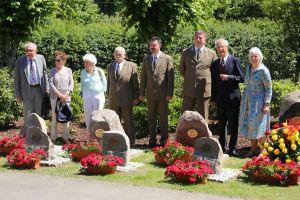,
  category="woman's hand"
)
[263,105,270,114]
